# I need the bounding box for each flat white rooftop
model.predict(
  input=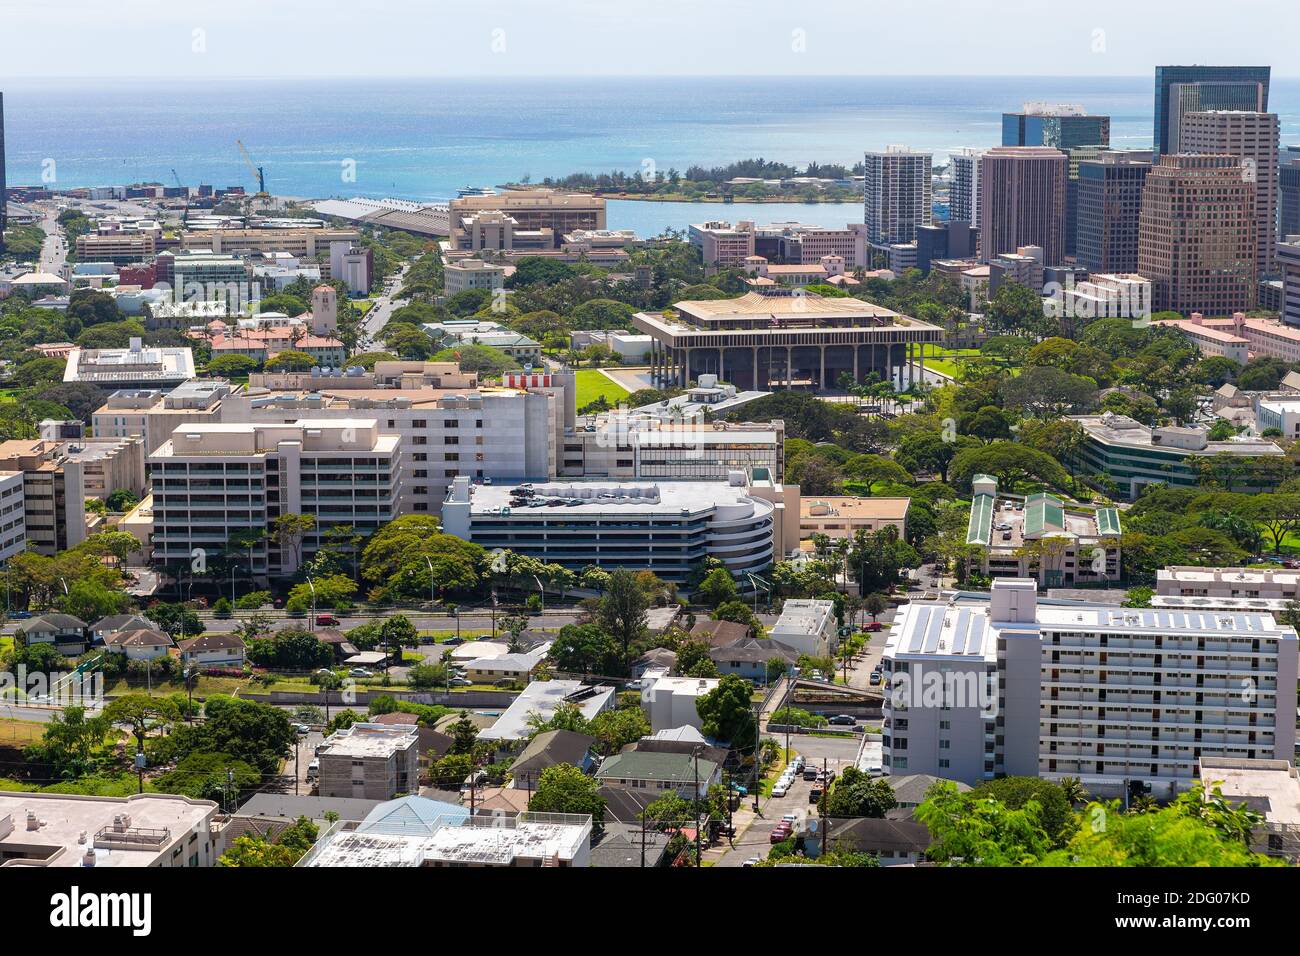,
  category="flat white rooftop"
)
[0,791,215,868]
[478,680,615,742]
[319,723,417,759]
